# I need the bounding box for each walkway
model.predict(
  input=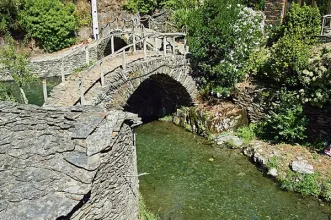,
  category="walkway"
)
[46,51,145,106]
